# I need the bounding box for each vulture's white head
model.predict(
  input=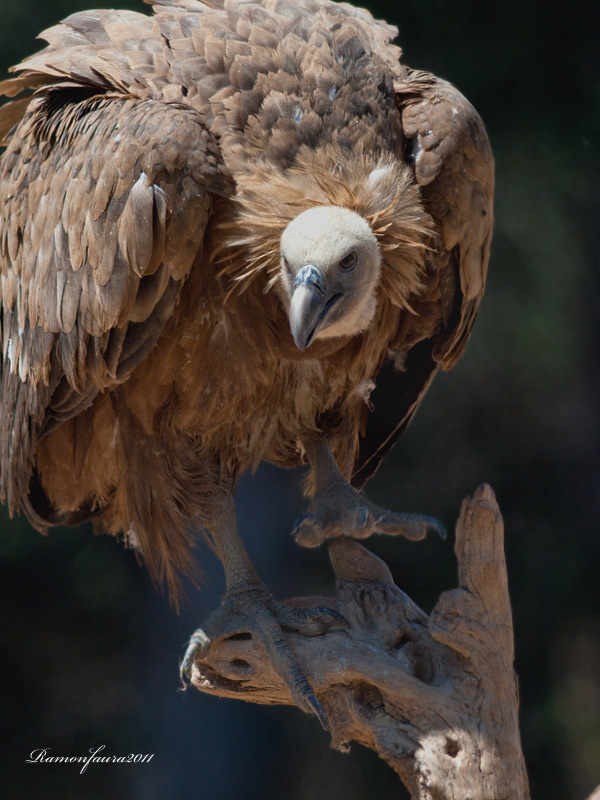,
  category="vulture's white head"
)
[279,206,381,351]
